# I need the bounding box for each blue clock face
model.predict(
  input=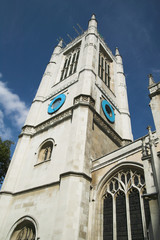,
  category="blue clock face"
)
[48,94,66,114]
[101,100,115,123]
